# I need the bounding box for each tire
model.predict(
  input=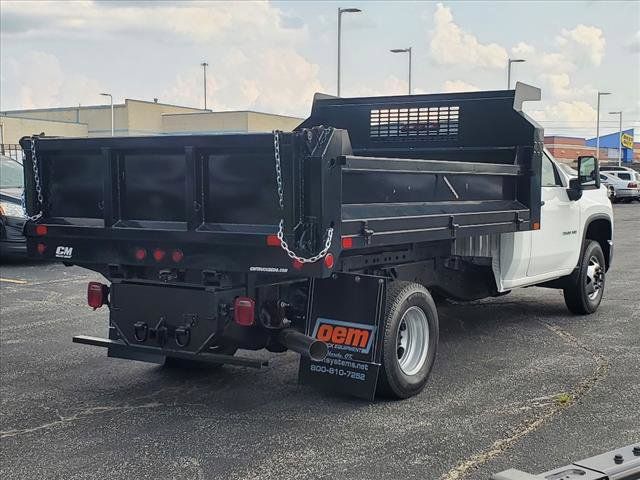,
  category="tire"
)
[163,343,237,370]
[563,240,606,315]
[377,281,439,399]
